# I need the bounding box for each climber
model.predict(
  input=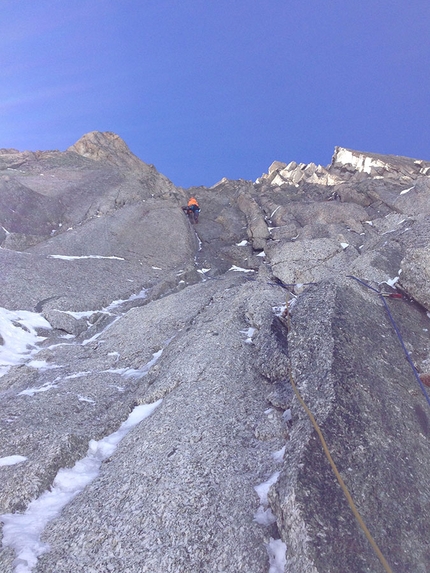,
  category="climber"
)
[182,197,200,223]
